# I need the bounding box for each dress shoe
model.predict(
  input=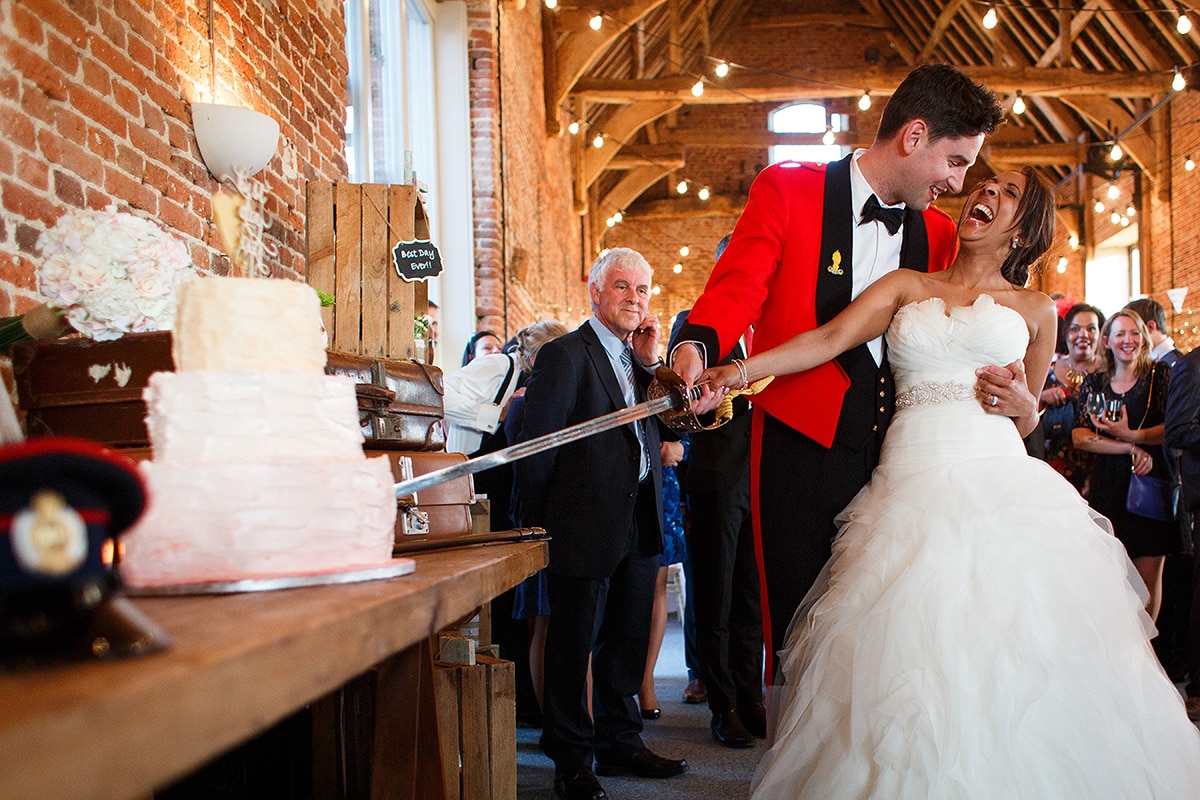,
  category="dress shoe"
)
[738,700,768,739]
[682,678,707,704]
[554,767,607,800]
[595,747,688,778]
[1187,696,1200,722]
[710,710,754,748]
[640,706,661,720]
